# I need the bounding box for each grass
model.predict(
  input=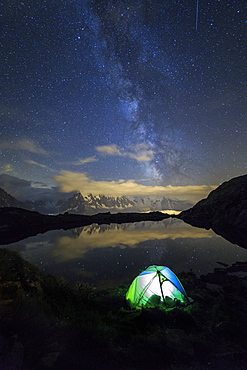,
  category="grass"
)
[1,248,247,369]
